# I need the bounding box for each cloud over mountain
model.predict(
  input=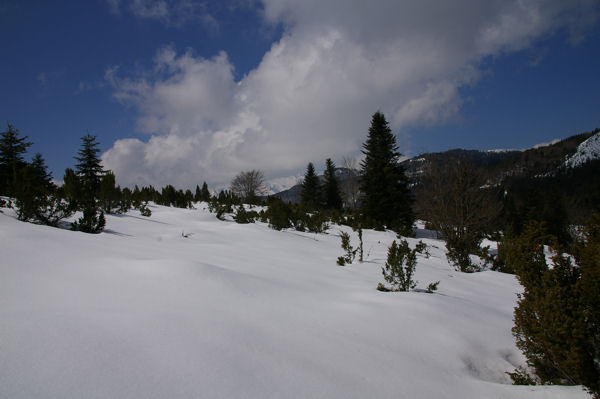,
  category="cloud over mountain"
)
[102,0,598,189]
